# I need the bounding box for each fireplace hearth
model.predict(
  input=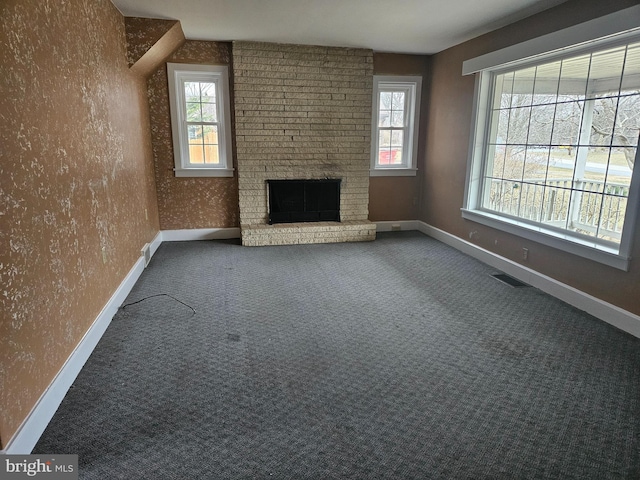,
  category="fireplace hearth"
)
[268,179,340,224]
